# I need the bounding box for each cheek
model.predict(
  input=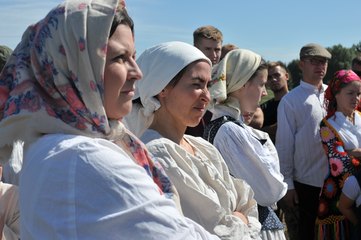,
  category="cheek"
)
[104,66,127,93]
